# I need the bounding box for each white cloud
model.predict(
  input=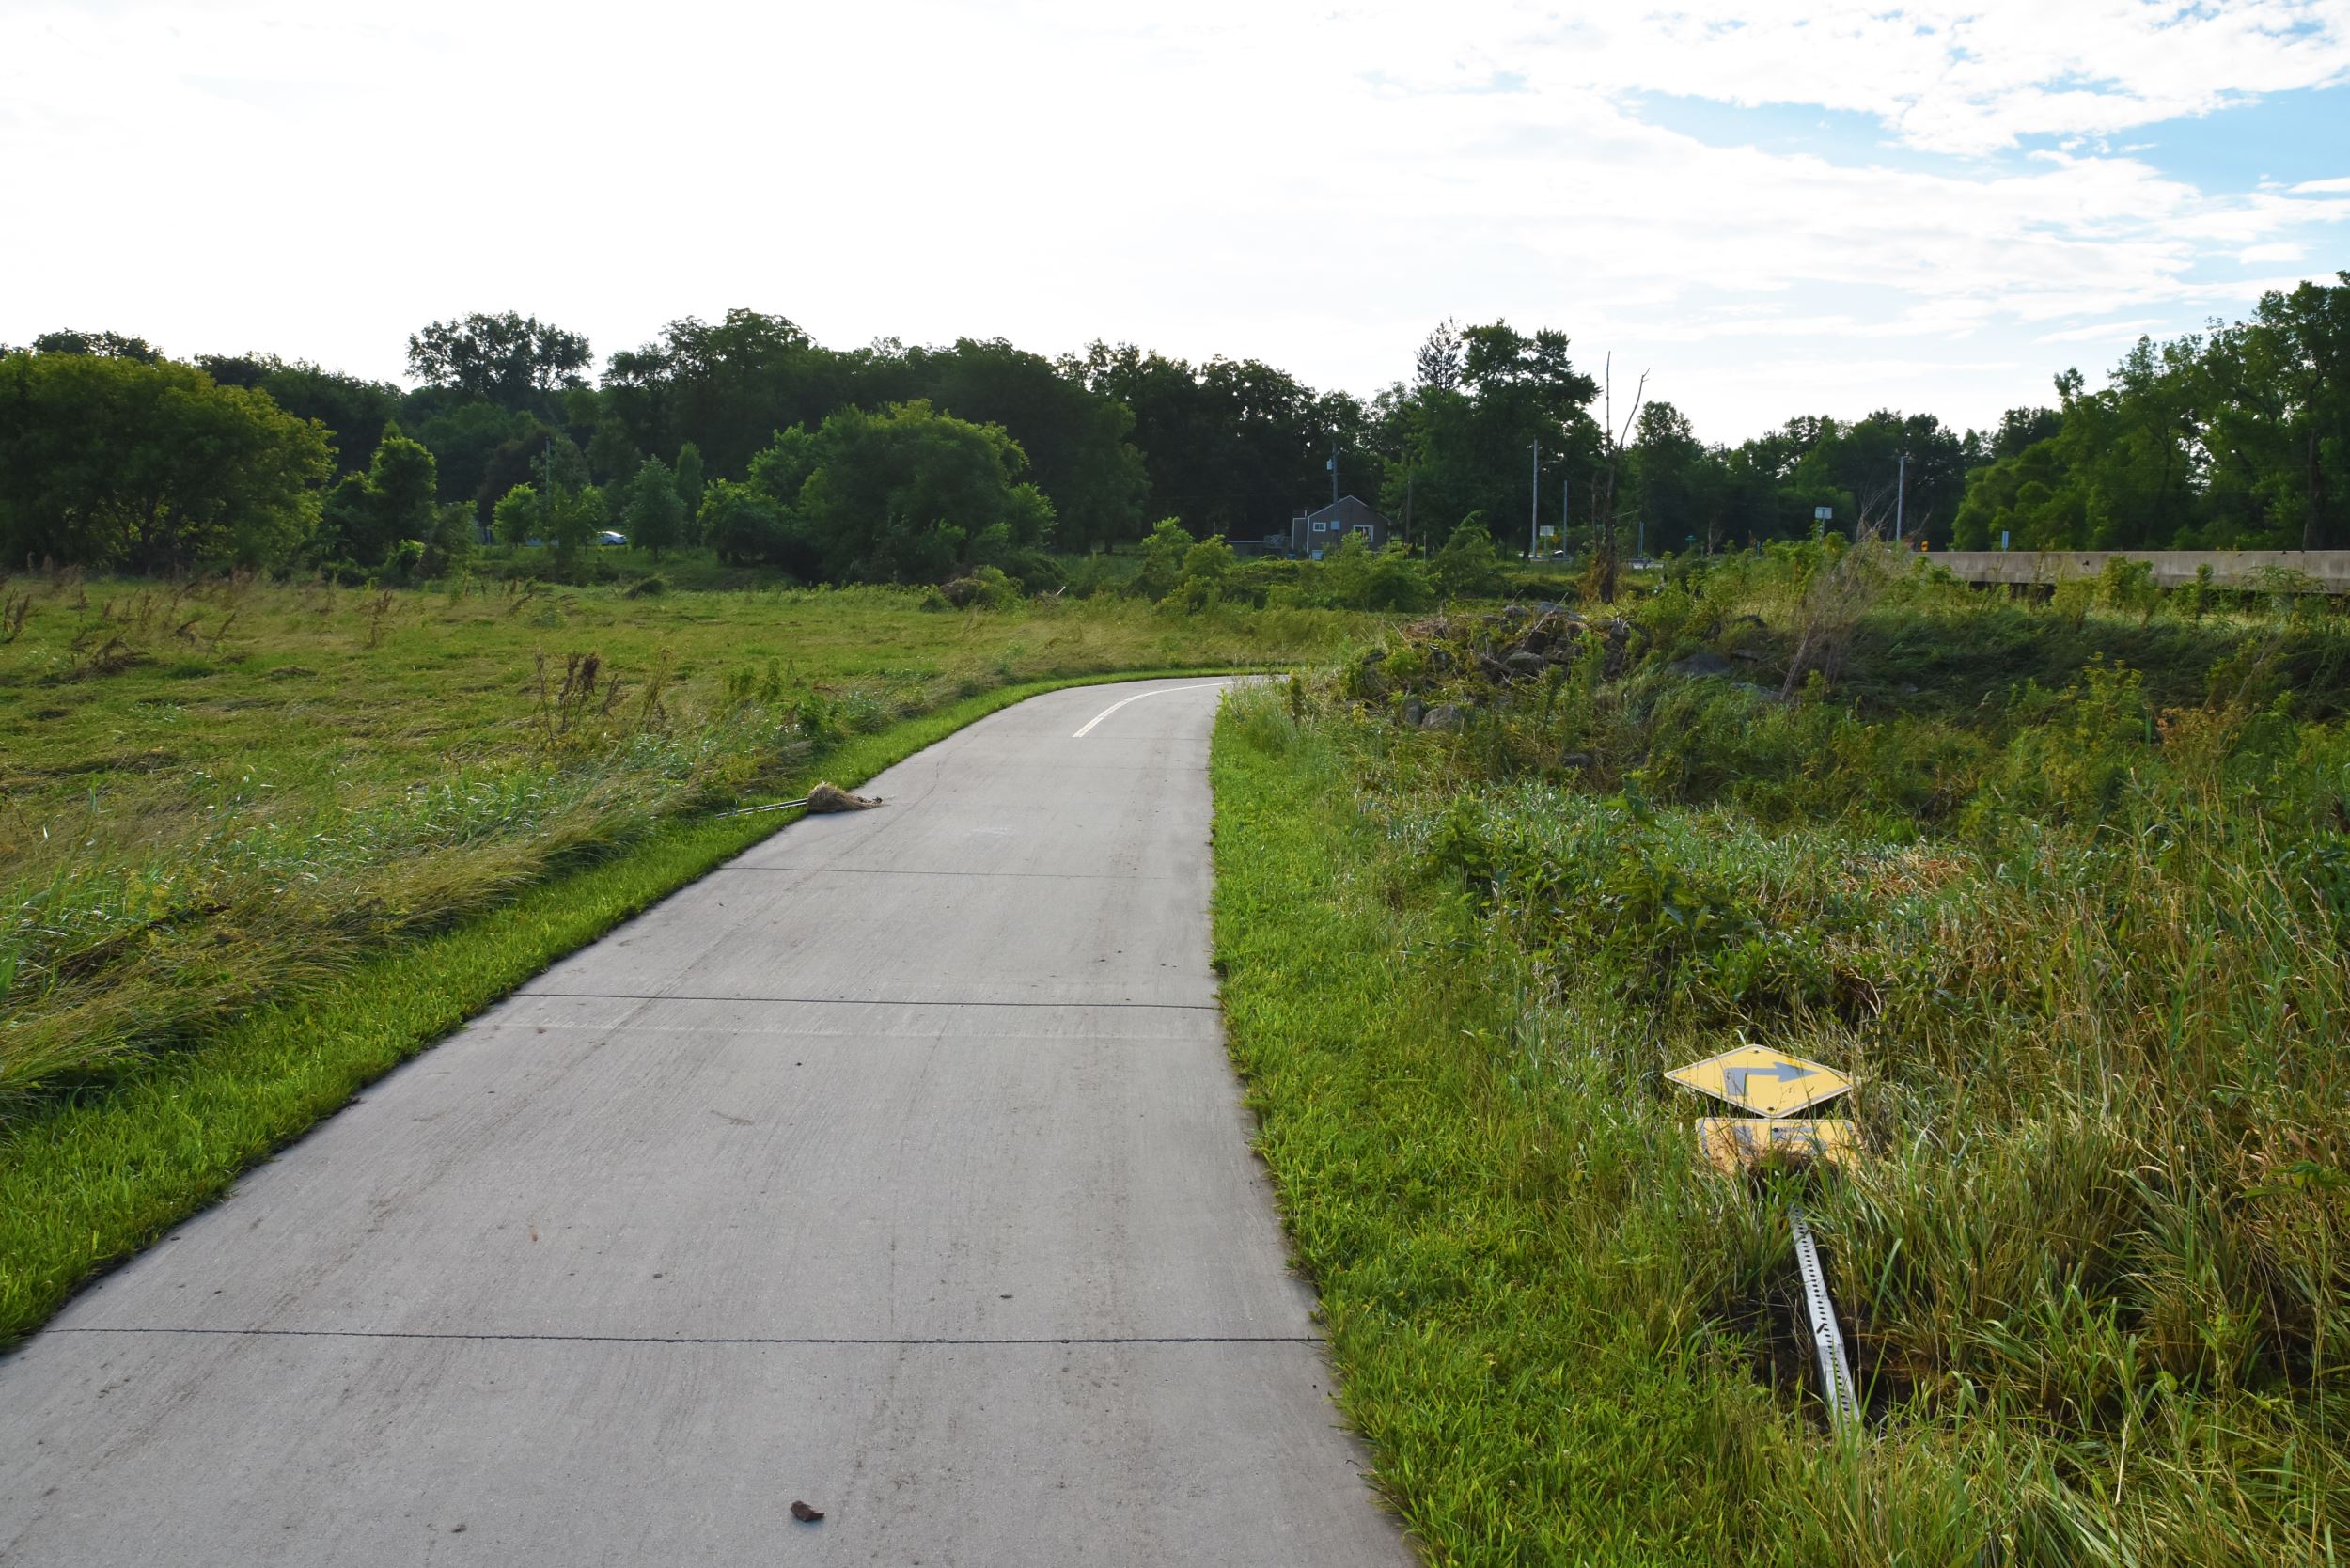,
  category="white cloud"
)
[2033,317,2175,343]
[0,0,2345,439]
